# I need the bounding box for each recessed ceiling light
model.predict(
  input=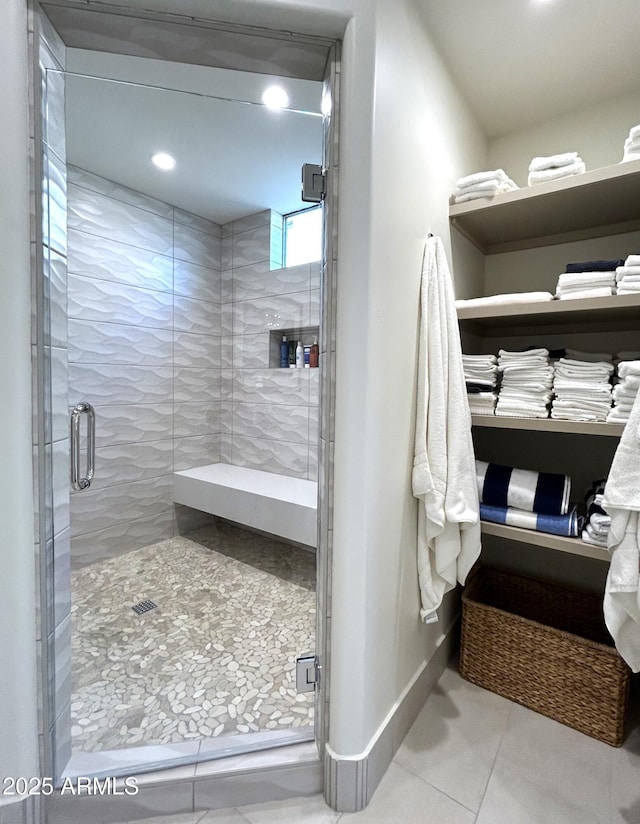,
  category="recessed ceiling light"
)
[151,152,176,171]
[262,85,290,110]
